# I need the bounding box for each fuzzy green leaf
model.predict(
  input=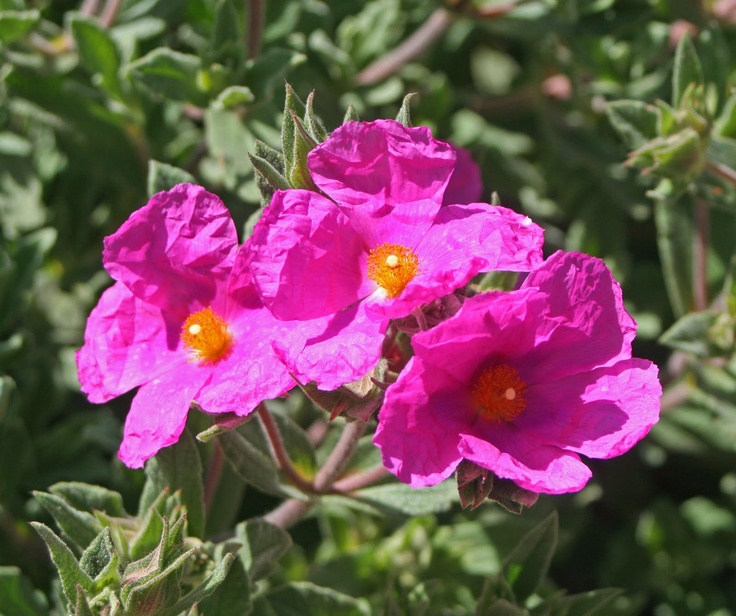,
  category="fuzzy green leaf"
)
[0,10,39,43]
[79,528,119,587]
[660,310,719,356]
[147,161,196,197]
[139,426,205,538]
[304,91,328,142]
[606,100,660,150]
[257,581,371,616]
[30,523,94,609]
[672,33,704,109]
[0,566,48,616]
[128,48,208,106]
[351,480,456,516]
[158,553,236,616]
[236,519,292,582]
[32,491,102,552]
[68,14,123,99]
[197,550,252,616]
[503,511,558,603]
[49,482,126,518]
[213,85,255,110]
